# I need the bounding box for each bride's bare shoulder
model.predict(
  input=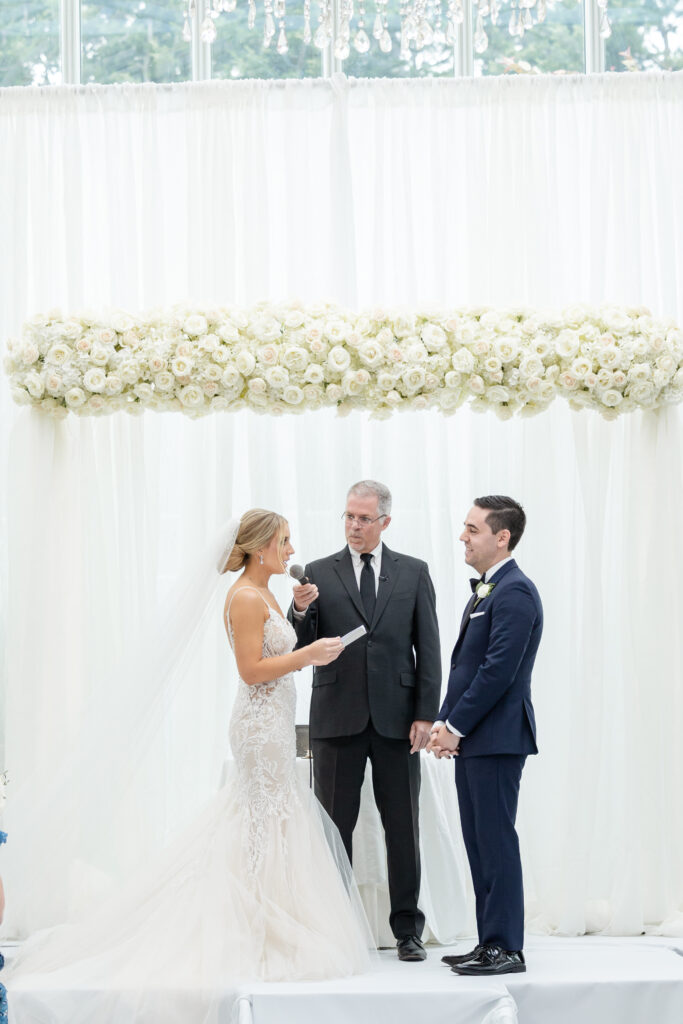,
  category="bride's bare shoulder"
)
[224,584,268,621]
